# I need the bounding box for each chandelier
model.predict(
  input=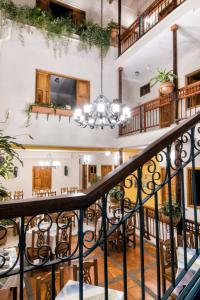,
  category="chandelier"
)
[73,0,131,129]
